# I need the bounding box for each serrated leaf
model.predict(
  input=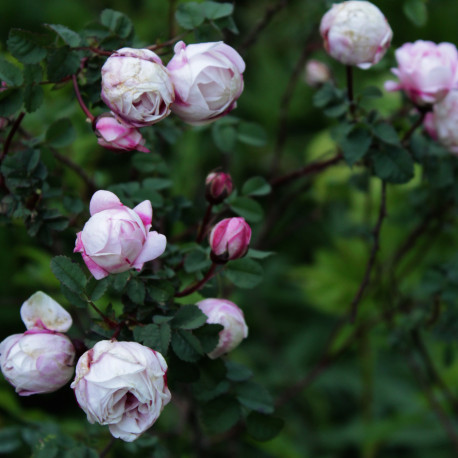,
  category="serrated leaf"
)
[127,278,146,304]
[202,2,234,19]
[372,123,401,146]
[110,271,130,292]
[175,3,205,30]
[46,118,76,147]
[172,305,208,330]
[148,281,174,302]
[60,284,87,309]
[372,145,414,184]
[242,176,272,196]
[8,29,48,64]
[46,48,80,83]
[237,122,267,147]
[85,277,109,301]
[0,58,23,86]
[200,396,240,434]
[225,258,263,289]
[45,24,82,47]
[246,412,284,442]
[171,329,203,362]
[194,323,223,353]
[212,119,238,152]
[134,323,170,354]
[235,381,274,414]
[0,88,23,117]
[100,9,133,38]
[51,256,87,293]
[184,249,211,273]
[229,196,264,223]
[24,85,43,113]
[225,361,253,382]
[339,125,372,166]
